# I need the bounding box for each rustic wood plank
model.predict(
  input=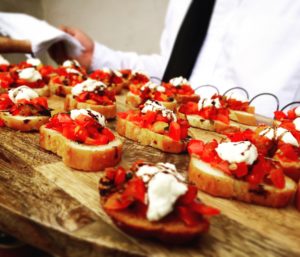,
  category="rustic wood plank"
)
[0,94,298,256]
